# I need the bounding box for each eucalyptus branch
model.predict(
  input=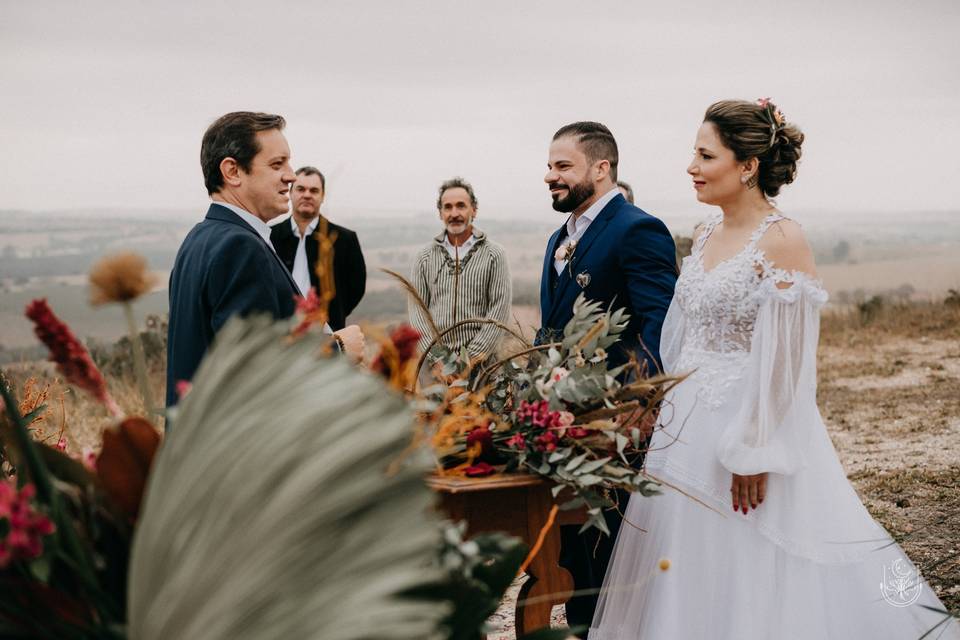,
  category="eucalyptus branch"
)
[472,343,561,391]
[410,317,531,392]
